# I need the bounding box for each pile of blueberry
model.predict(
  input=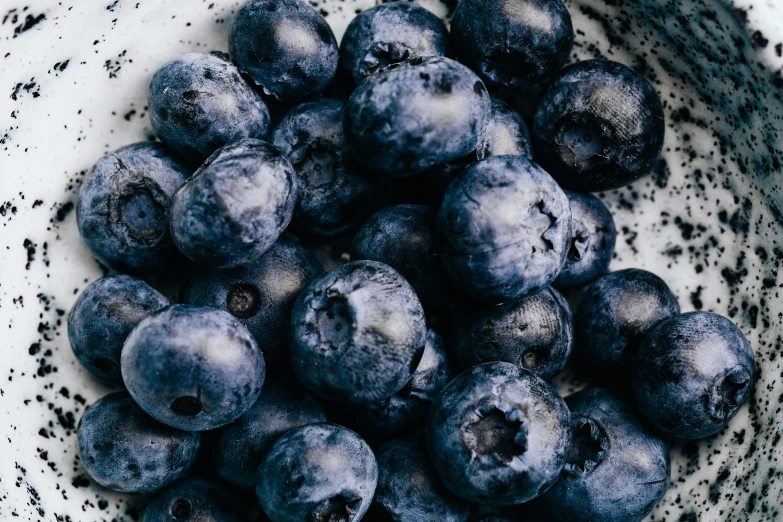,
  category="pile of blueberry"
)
[69,1,756,521]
